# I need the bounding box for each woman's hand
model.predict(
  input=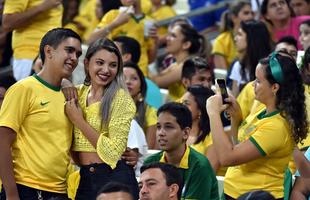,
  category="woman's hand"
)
[206,94,228,116]
[122,147,139,167]
[65,99,84,125]
[61,79,77,101]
